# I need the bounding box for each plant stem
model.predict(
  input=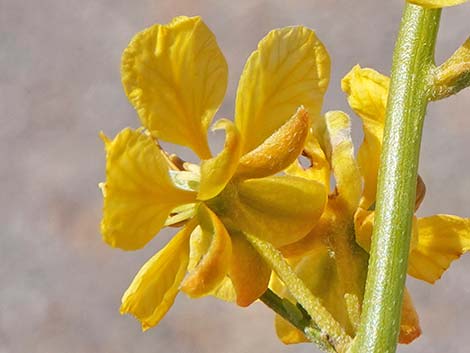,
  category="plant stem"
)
[349,4,441,353]
[260,289,336,353]
[245,233,351,352]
